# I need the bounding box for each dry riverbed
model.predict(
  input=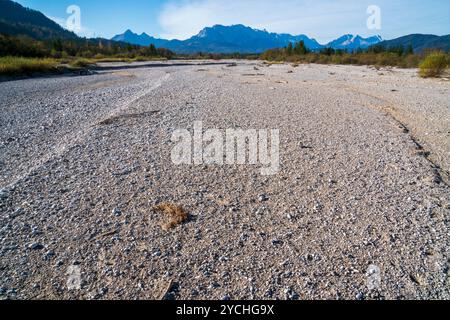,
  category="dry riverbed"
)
[0,60,448,300]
